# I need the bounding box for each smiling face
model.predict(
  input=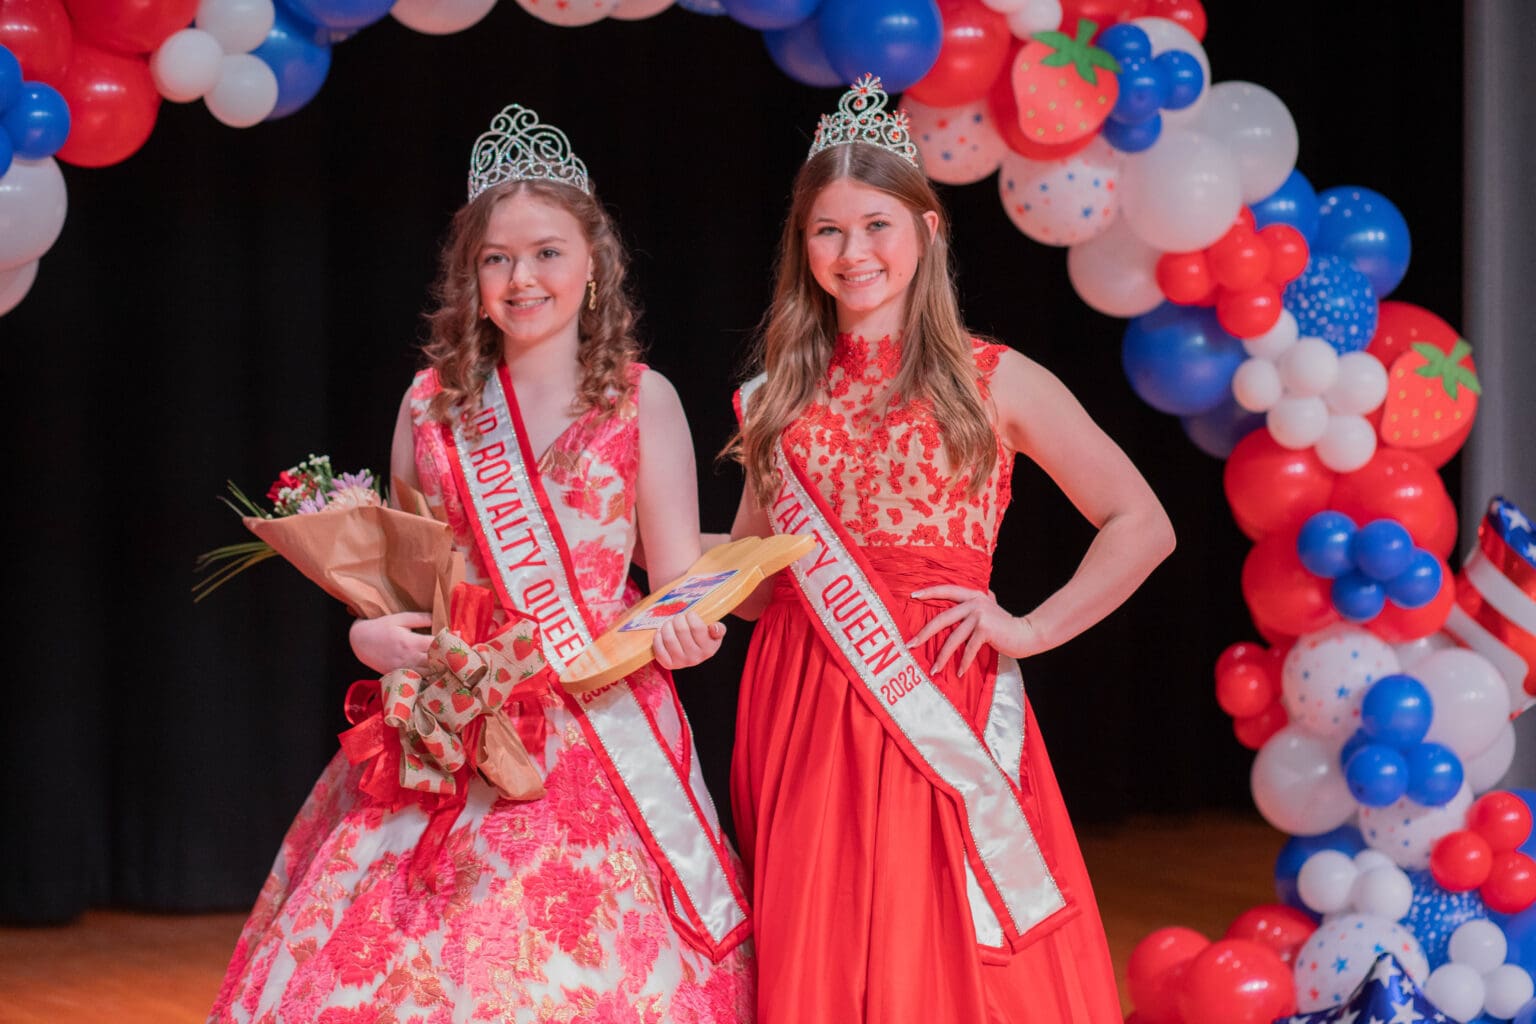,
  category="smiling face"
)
[476,190,594,357]
[803,176,938,339]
